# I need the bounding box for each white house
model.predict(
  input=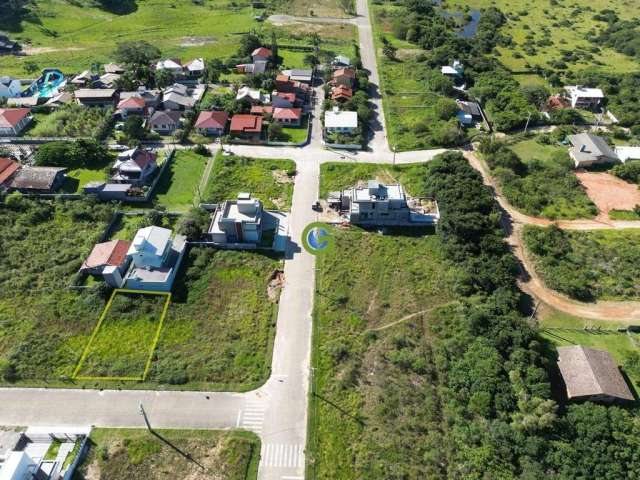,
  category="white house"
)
[0,451,36,480]
[236,86,270,104]
[185,58,205,78]
[564,85,604,109]
[156,59,184,76]
[0,76,21,98]
[103,226,187,292]
[441,60,464,76]
[209,193,264,245]
[324,107,358,134]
